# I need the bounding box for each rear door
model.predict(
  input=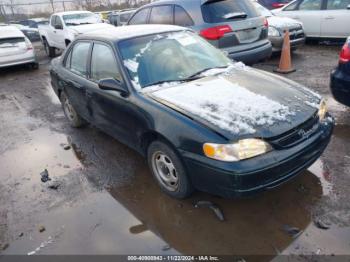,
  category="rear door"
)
[200,0,264,50]
[51,16,65,49]
[60,41,92,121]
[321,0,350,38]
